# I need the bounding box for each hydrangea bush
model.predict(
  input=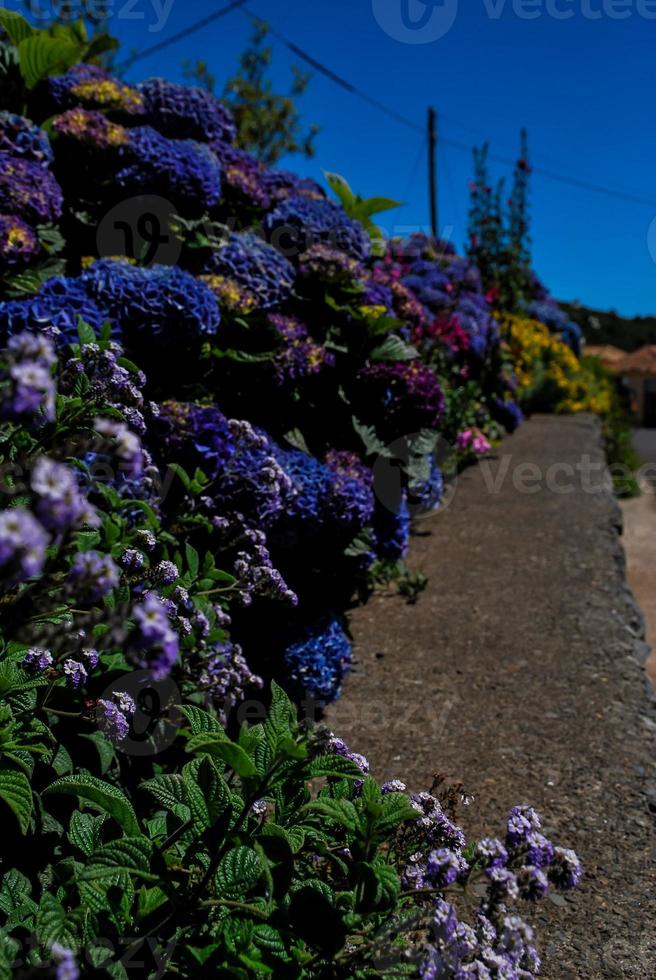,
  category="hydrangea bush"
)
[0,14,584,976]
